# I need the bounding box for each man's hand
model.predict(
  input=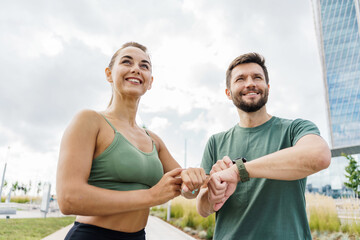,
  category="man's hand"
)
[210,156,233,175]
[208,174,228,211]
[208,162,239,211]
